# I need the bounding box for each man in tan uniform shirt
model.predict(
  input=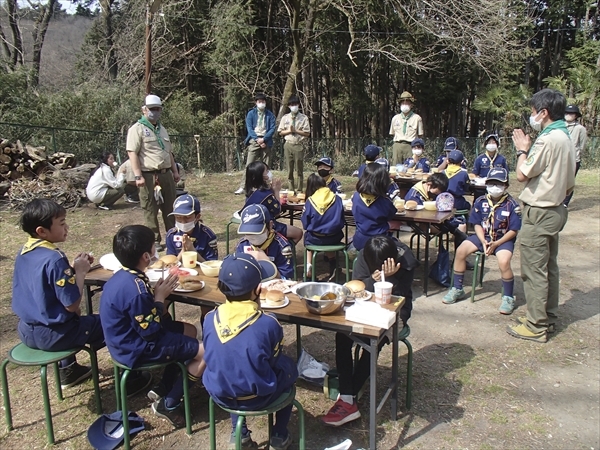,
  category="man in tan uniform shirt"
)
[127,94,180,250]
[389,91,424,166]
[508,89,575,343]
[278,95,311,192]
